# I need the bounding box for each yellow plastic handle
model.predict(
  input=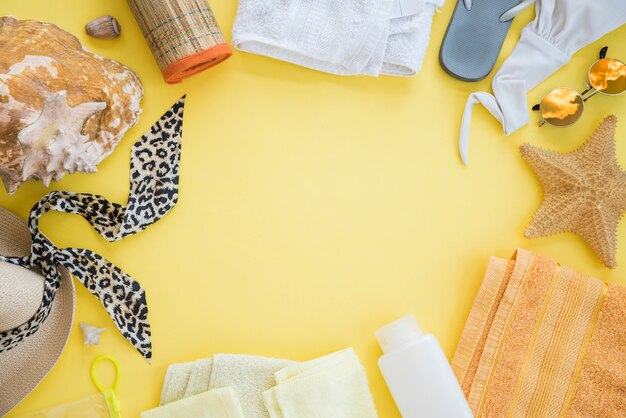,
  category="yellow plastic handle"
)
[91,355,122,418]
[91,355,120,393]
